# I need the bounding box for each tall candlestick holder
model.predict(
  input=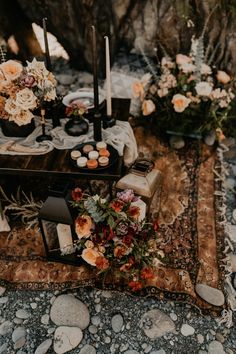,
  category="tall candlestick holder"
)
[36,108,53,142]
